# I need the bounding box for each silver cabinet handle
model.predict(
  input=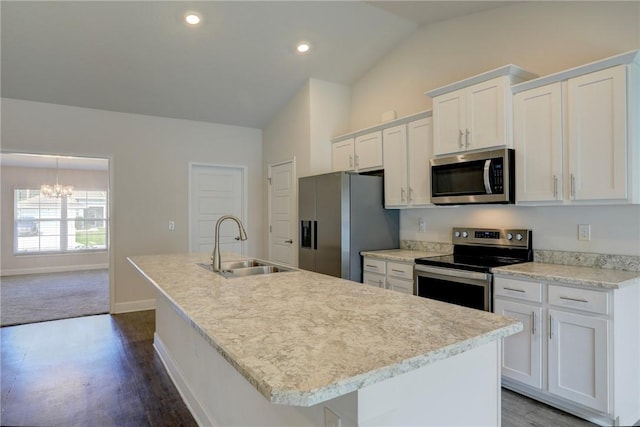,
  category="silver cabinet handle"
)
[483,160,492,194]
[408,187,414,202]
[378,279,384,287]
[355,155,359,168]
[365,264,377,269]
[391,269,404,273]
[459,129,464,148]
[570,174,576,198]
[553,175,558,199]
[531,312,536,335]
[549,315,553,339]
[284,239,293,244]
[504,287,525,293]
[401,188,406,202]
[559,296,589,303]
[349,155,353,169]
[466,128,471,148]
